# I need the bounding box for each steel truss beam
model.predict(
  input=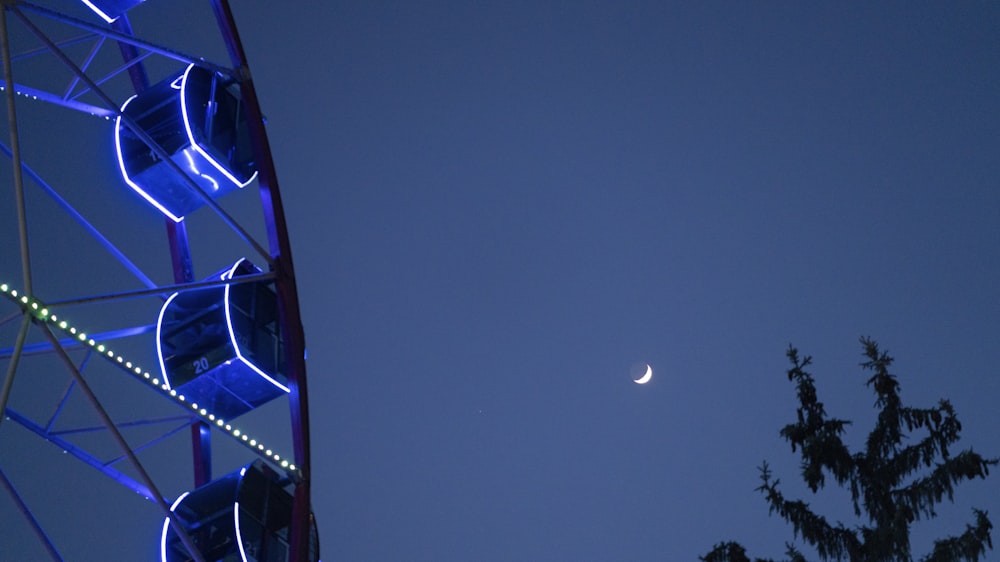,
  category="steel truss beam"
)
[0,2,232,118]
